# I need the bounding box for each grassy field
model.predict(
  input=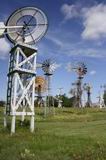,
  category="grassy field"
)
[0,107,106,160]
